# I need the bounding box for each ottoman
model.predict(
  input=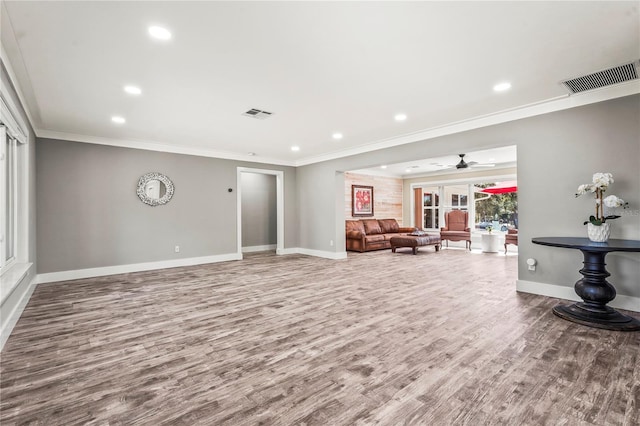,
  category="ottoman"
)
[390,235,441,255]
